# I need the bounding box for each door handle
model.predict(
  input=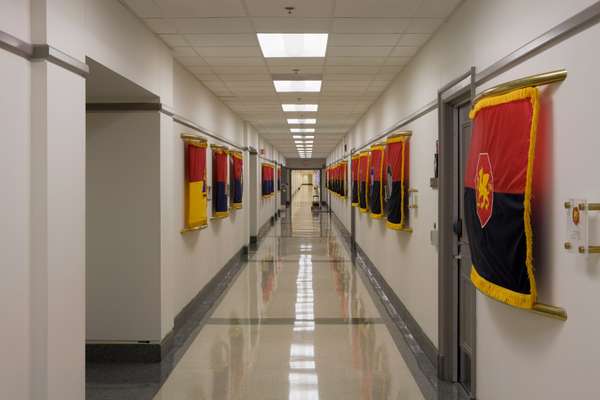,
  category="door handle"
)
[453,254,462,260]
